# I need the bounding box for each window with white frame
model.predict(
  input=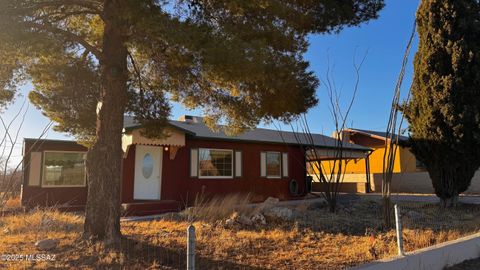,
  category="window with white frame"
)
[198,148,233,178]
[42,151,87,187]
[266,152,281,178]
